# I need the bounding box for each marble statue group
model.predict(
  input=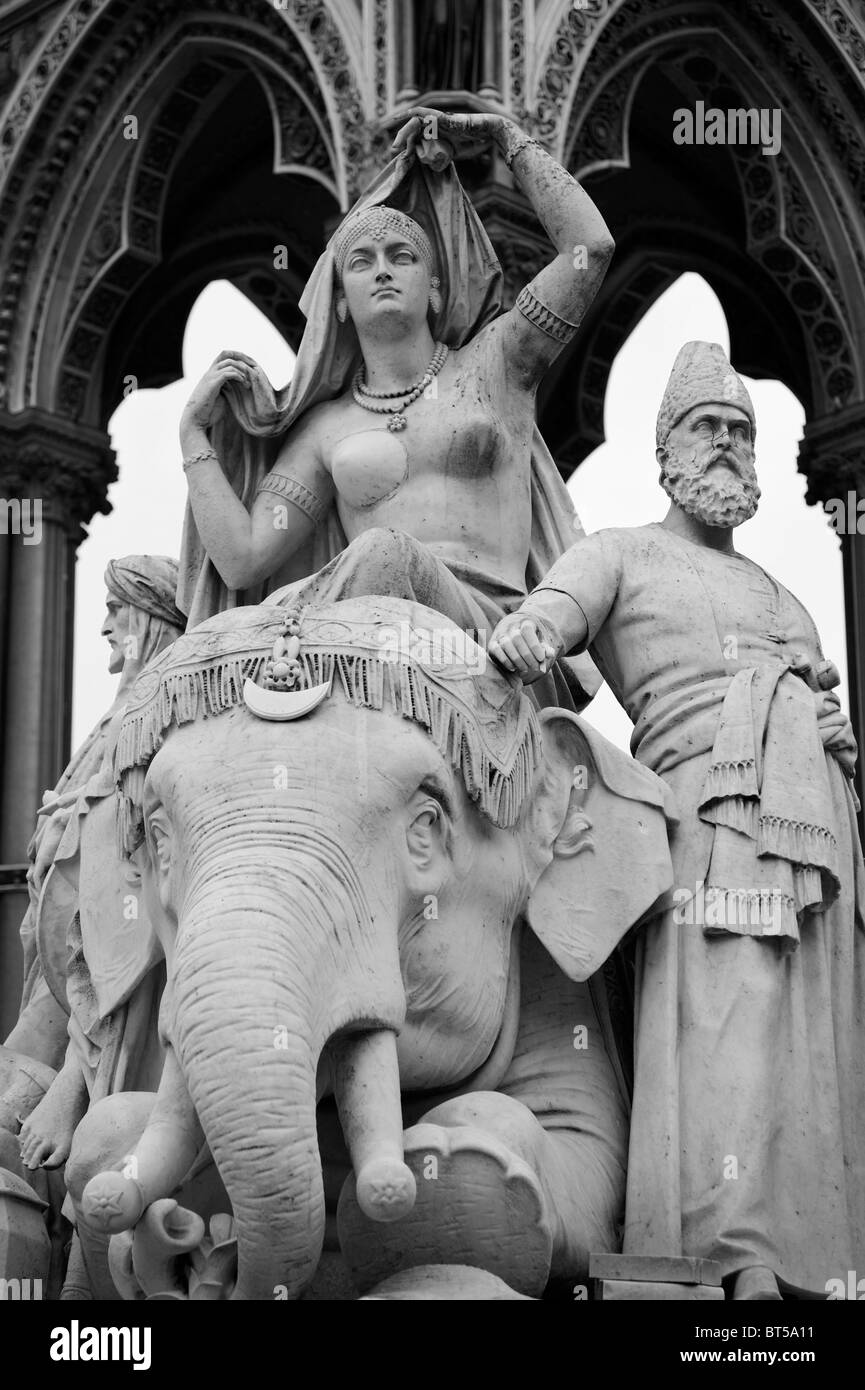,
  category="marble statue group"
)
[1,108,862,1301]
